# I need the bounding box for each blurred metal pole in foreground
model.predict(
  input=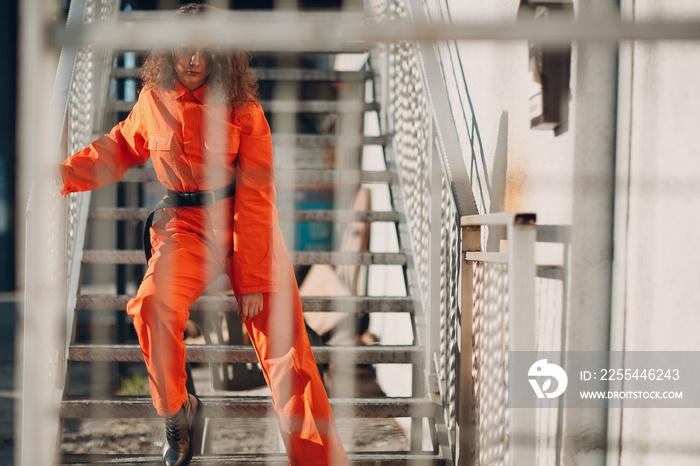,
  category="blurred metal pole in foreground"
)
[18,0,72,464]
